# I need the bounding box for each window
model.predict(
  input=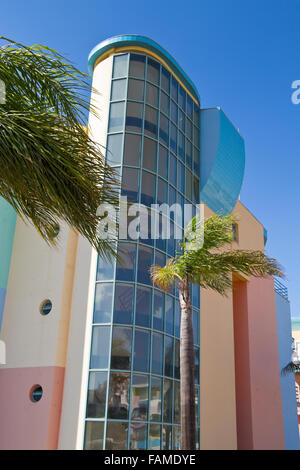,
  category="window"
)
[174,339,180,379]
[160,91,169,116]
[174,300,181,338]
[149,424,161,450]
[150,377,162,422]
[136,285,152,327]
[107,372,130,420]
[126,101,143,132]
[158,145,168,179]
[164,336,174,377]
[165,296,174,335]
[178,86,186,111]
[40,299,52,316]
[162,425,172,450]
[178,132,185,161]
[129,53,145,78]
[84,421,104,450]
[187,95,193,118]
[170,100,178,124]
[146,82,159,107]
[152,332,163,375]
[121,167,139,202]
[169,154,177,187]
[108,101,125,133]
[147,58,160,85]
[106,421,128,450]
[113,54,128,78]
[116,242,136,281]
[127,78,144,101]
[30,385,43,402]
[153,290,164,331]
[159,114,169,146]
[93,283,113,323]
[114,283,134,324]
[111,78,127,101]
[123,133,141,166]
[133,329,150,372]
[90,326,110,369]
[161,67,170,94]
[86,371,107,418]
[195,348,200,385]
[170,123,177,154]
[144,105,158,138]
[137,245,153,285]
[171,76,178,101]
[143,137,157,172]
[192,284,200,308]
[163,380,173,423]
[178,109,185,133]
[141,171,155,207]
[177,161,185,194]
[174,381,180,424]
[111,327,132,370]
[157,178,168,205]
[130,422,147,450]
[131,374,149,421]
[192,309,199,345]
[185,168,192,201]
[96,254,115,281]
